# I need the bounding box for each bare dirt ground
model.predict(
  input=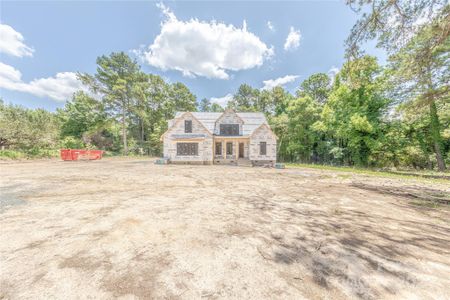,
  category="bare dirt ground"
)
[1,158,449,300]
